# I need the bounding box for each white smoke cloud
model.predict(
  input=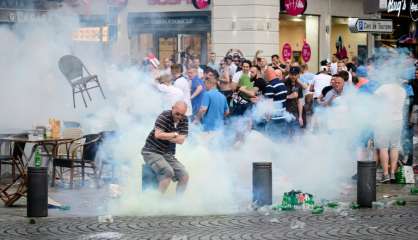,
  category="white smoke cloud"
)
[0,5,413,216]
